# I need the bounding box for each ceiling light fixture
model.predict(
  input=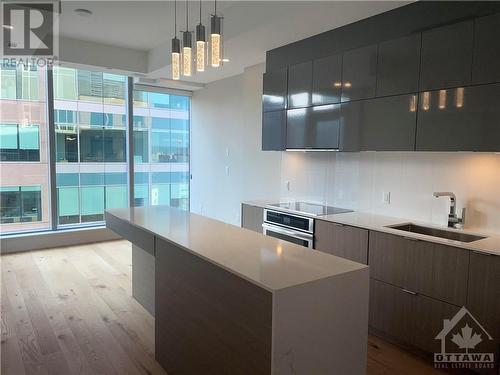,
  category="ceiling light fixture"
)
[195,0,206,72]
[2,24,14,30]
[74,8,92,17]
[171,0,180,80]
[210,0,222,67]
[222,58,230,63]
[182,0,192,77]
